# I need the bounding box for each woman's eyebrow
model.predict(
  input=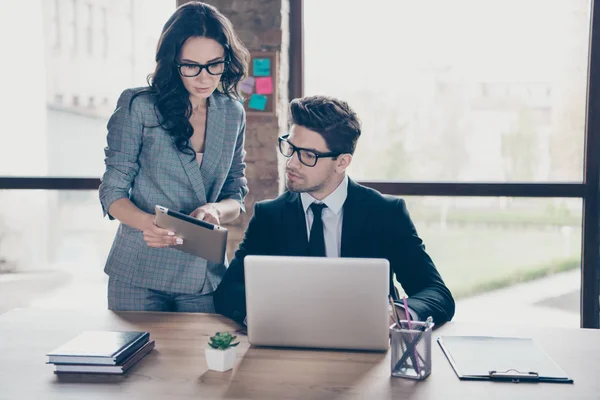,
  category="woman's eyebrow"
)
[207,56,225,63]
[180,56,224,64]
